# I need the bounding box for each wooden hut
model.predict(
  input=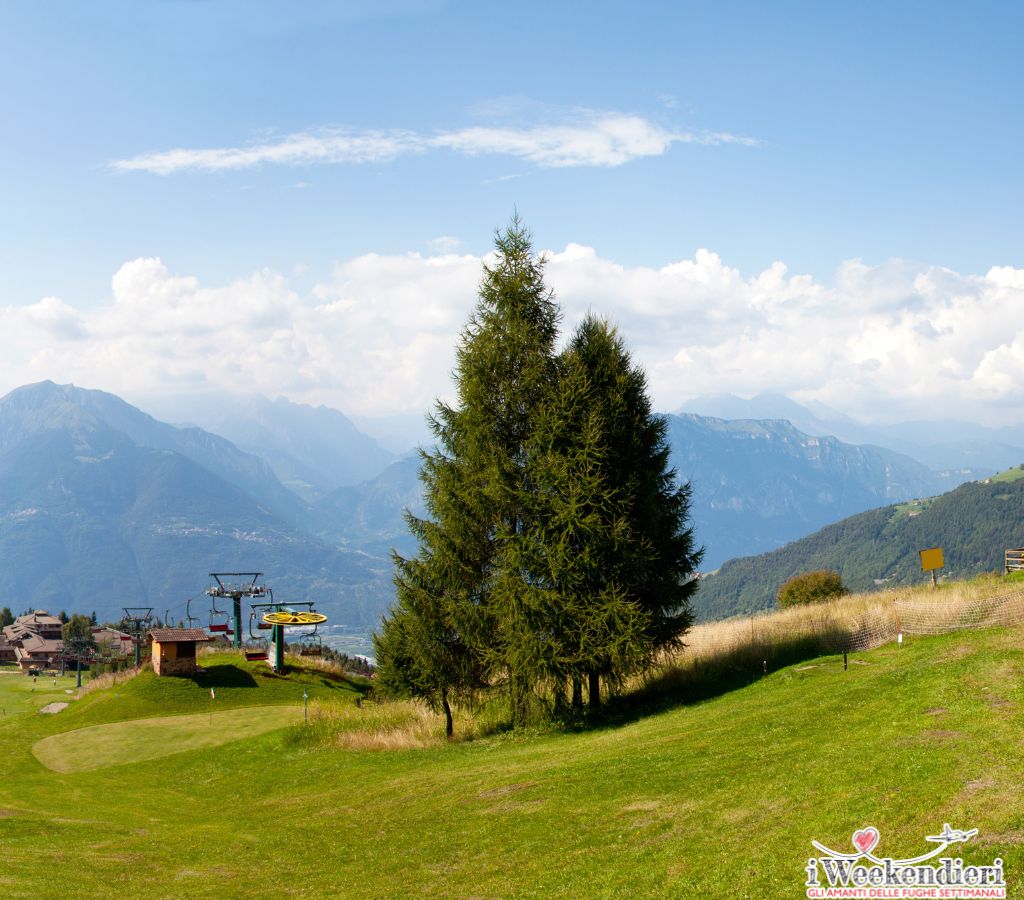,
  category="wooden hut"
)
[147,628,211,676]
